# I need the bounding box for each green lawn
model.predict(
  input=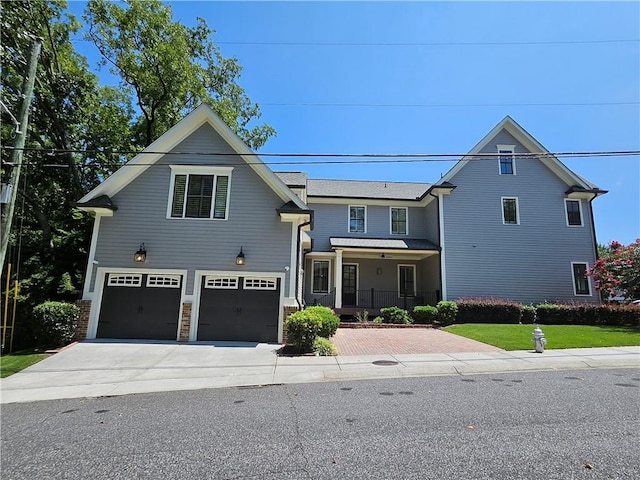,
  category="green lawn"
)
[444,324,640,351]
[0,351,50,378]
